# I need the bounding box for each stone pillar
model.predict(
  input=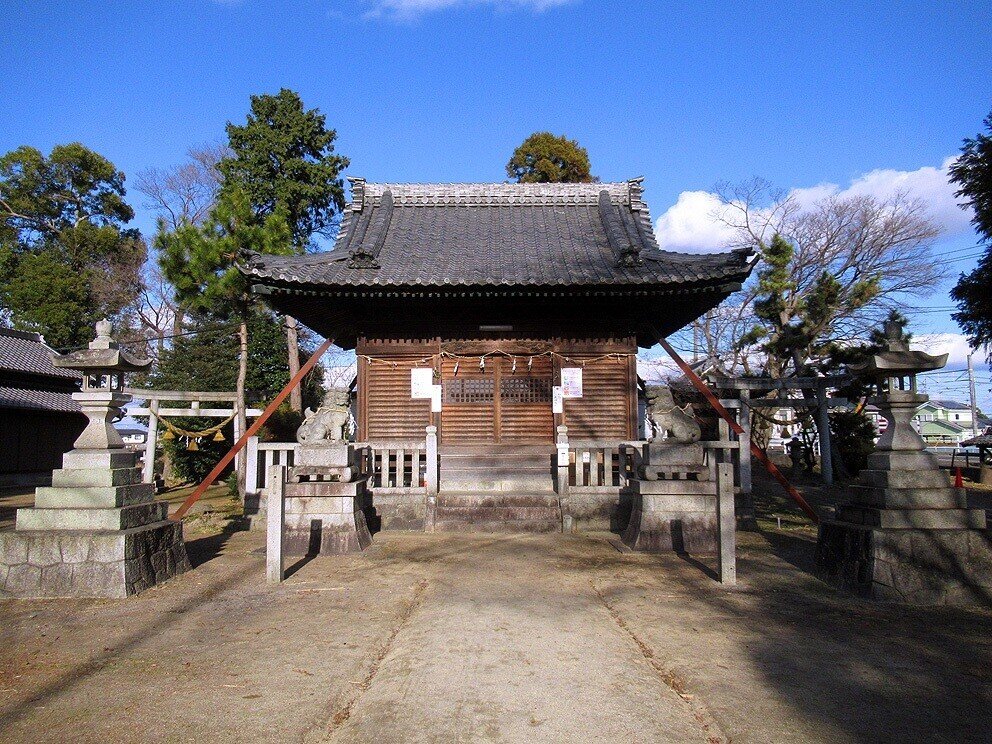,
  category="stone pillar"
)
[816,386,833,486]
[266,465,285,584]
[143,399,158,486]
[556,425,571,533]
[716,462,736,585]
[425,425,438,533]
